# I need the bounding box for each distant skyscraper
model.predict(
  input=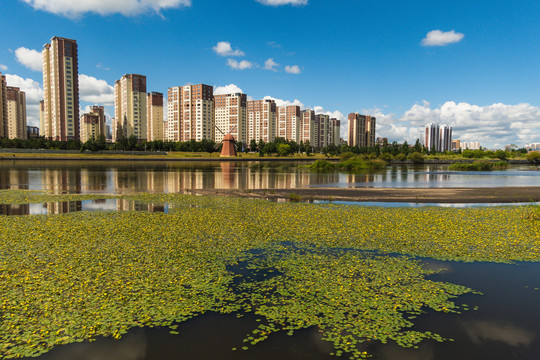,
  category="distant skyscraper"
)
[440,125,452,152]
[0,73,6,138]
[167,84,214,142]
[6,87,27,139]
[215,92,247,143]
[147,92,164,141]
[114,74,147,142]
[80,105,105,143]
[247,99,276,143]
[276,105,301,142]
[42,36,79,141]
[425,123,452,152]
[348,113,376,147]
[424,123,440,151]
